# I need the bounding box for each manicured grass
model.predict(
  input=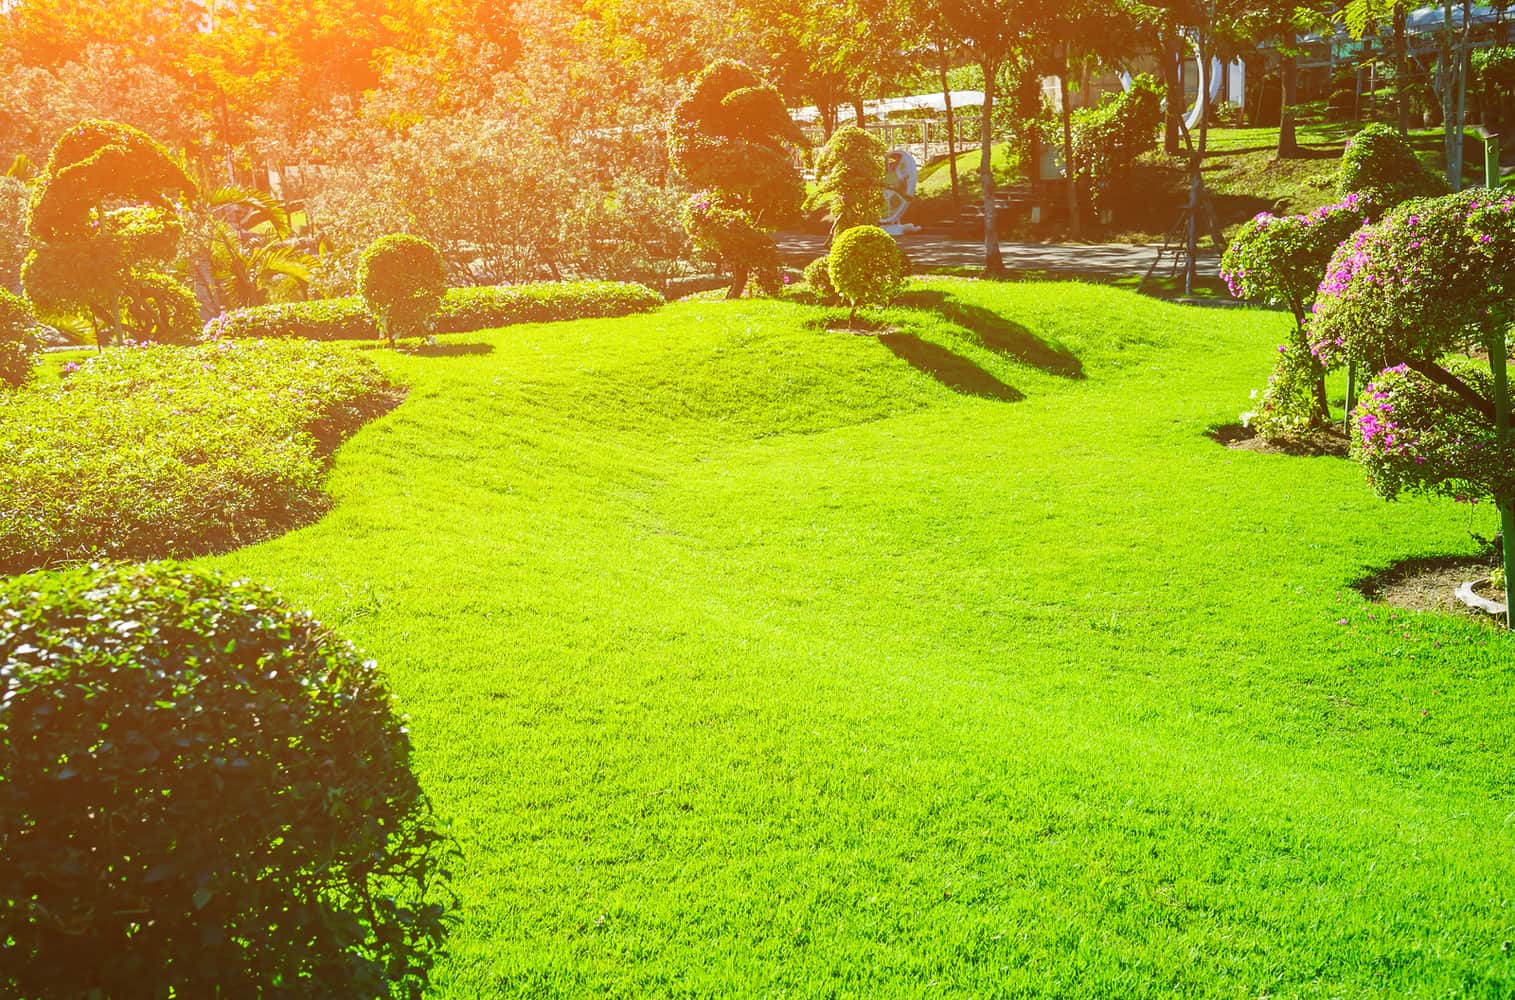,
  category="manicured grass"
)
[203,279,1515,997]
